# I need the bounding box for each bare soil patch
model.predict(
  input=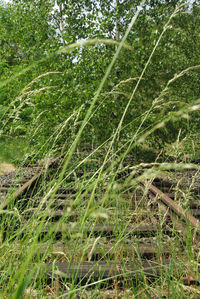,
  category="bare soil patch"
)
[0,162,16,175]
